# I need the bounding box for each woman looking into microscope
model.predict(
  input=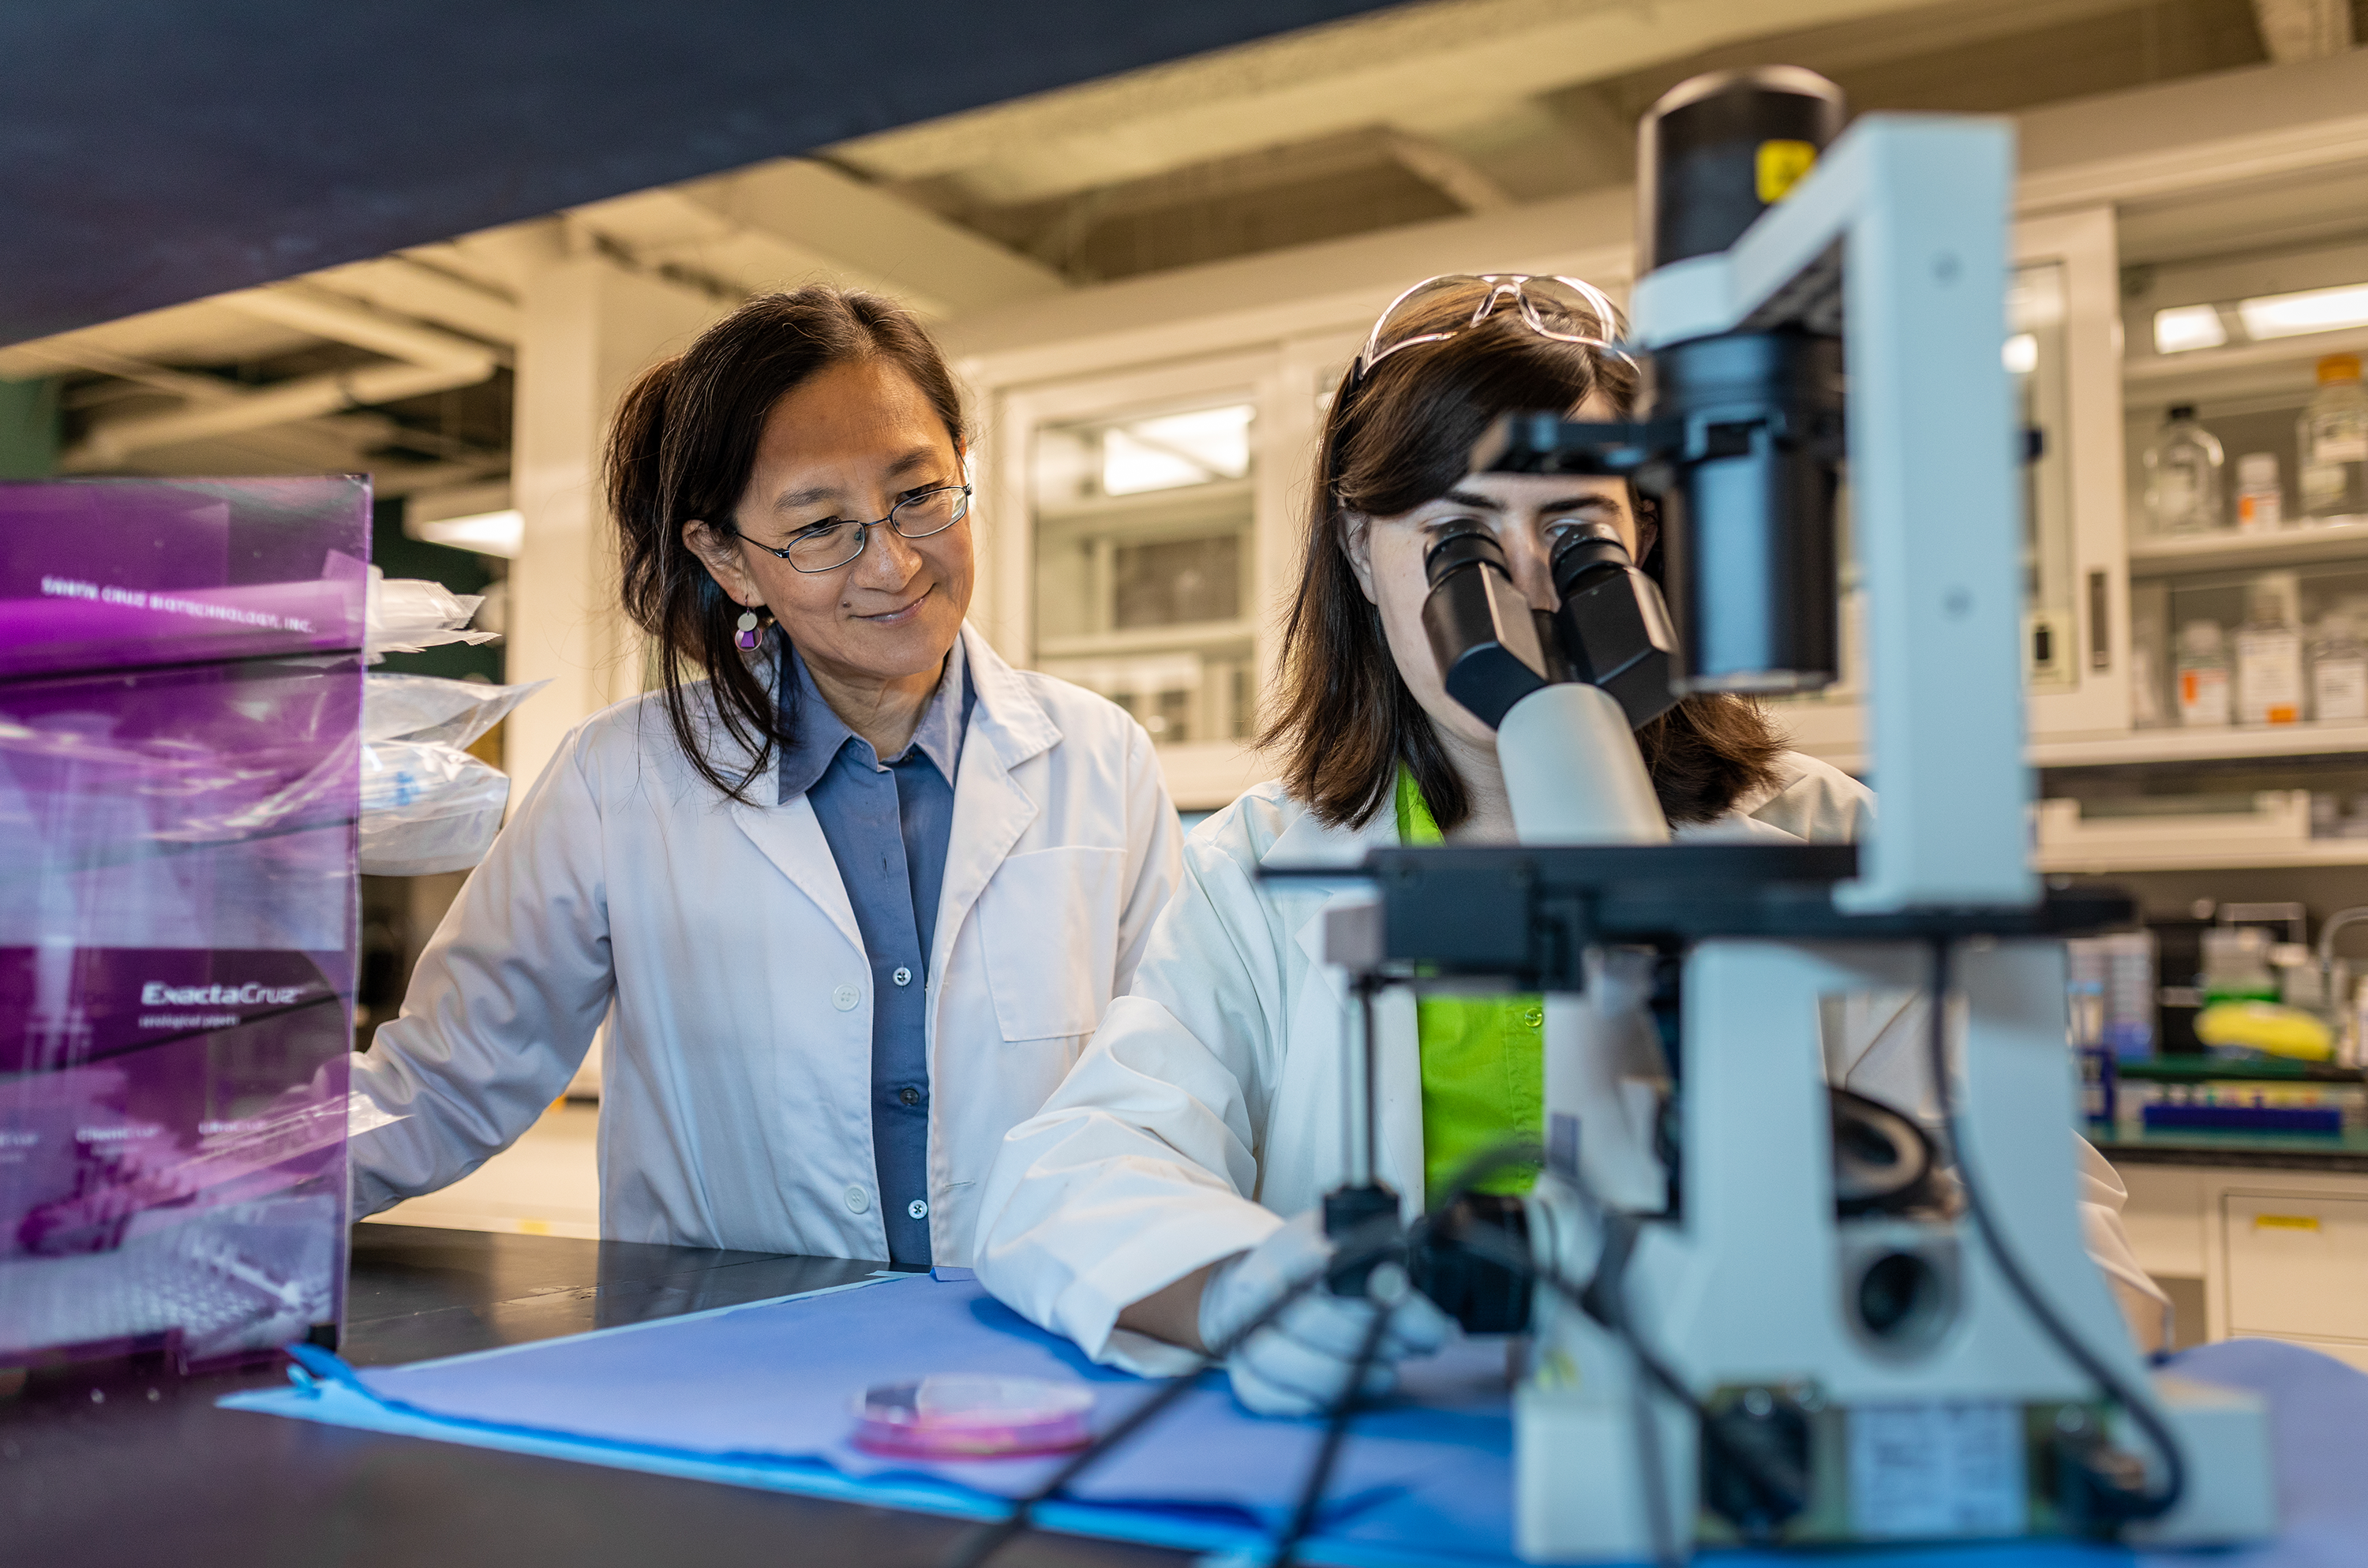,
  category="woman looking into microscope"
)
[969,274,2166,1414]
